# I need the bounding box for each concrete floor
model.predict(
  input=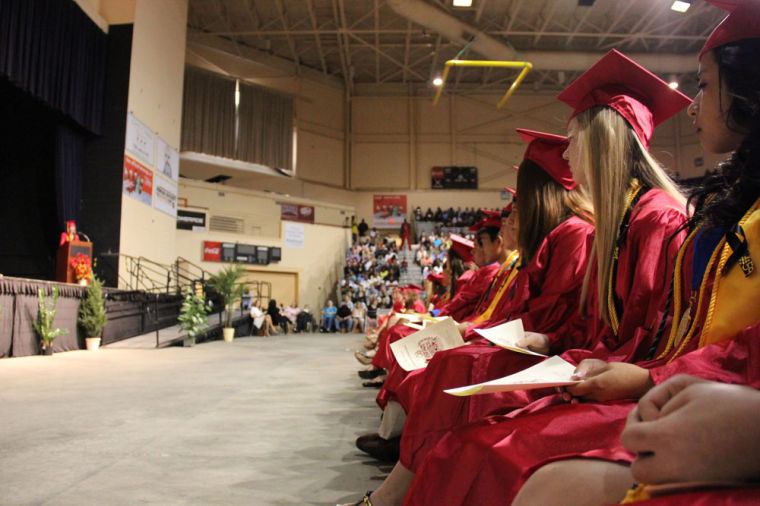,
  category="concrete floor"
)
[0,333,388,505]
